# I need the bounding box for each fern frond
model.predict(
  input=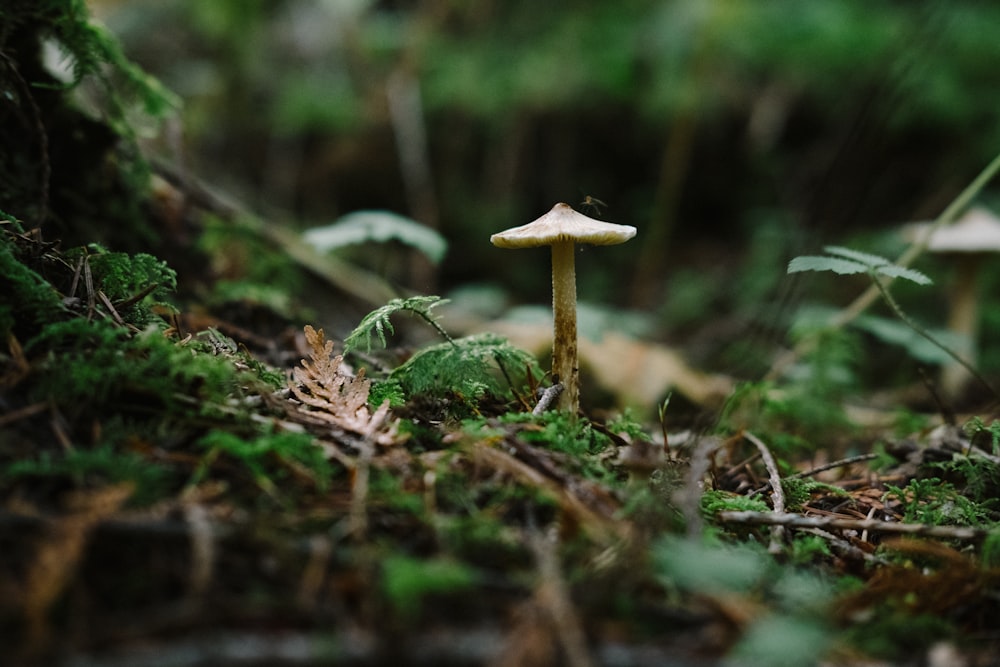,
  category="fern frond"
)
[289,326,398,442]
[344,296,451,353]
